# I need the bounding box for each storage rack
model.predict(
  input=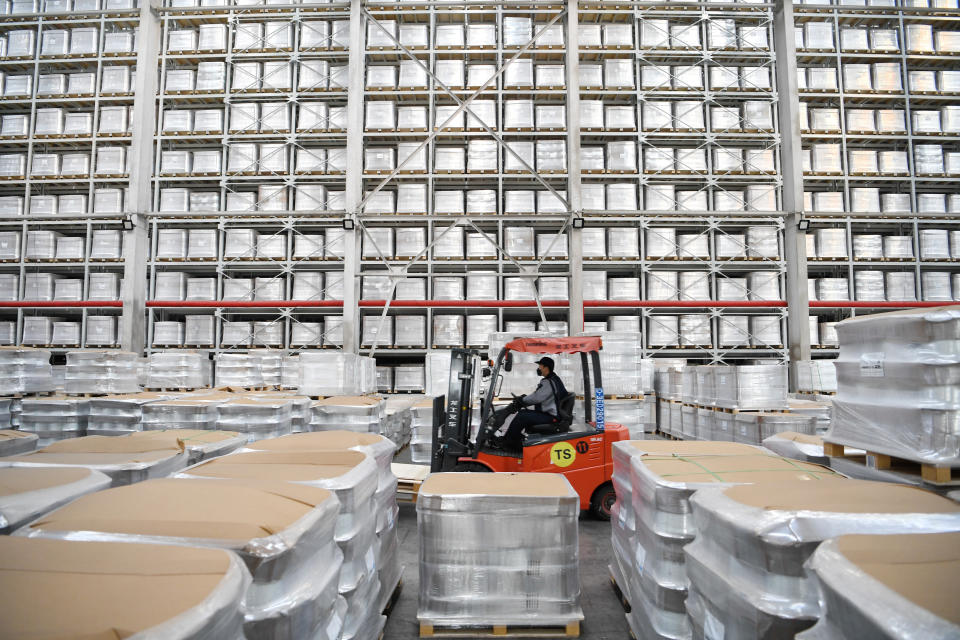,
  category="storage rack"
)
[794,0,960,353]
[0,0,955,383]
